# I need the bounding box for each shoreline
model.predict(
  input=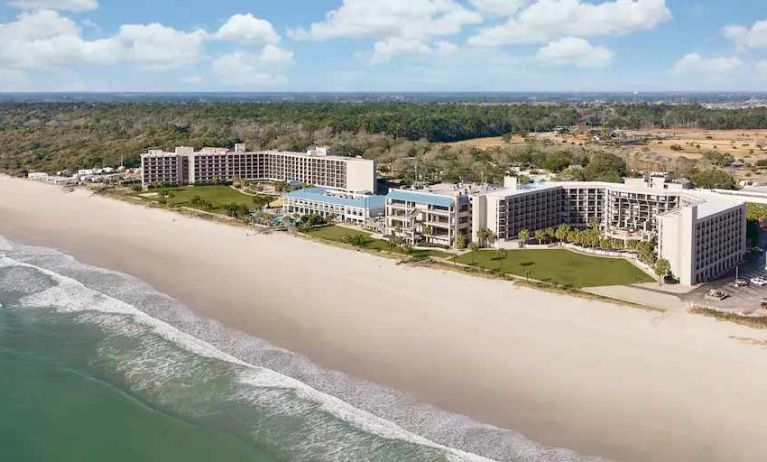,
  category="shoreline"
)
[3,175,767,462]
